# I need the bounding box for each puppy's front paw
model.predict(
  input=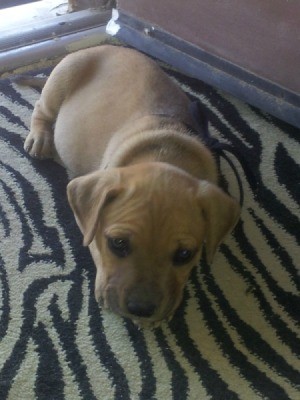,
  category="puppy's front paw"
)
[24,130,54,159]
[95,285,105,307]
